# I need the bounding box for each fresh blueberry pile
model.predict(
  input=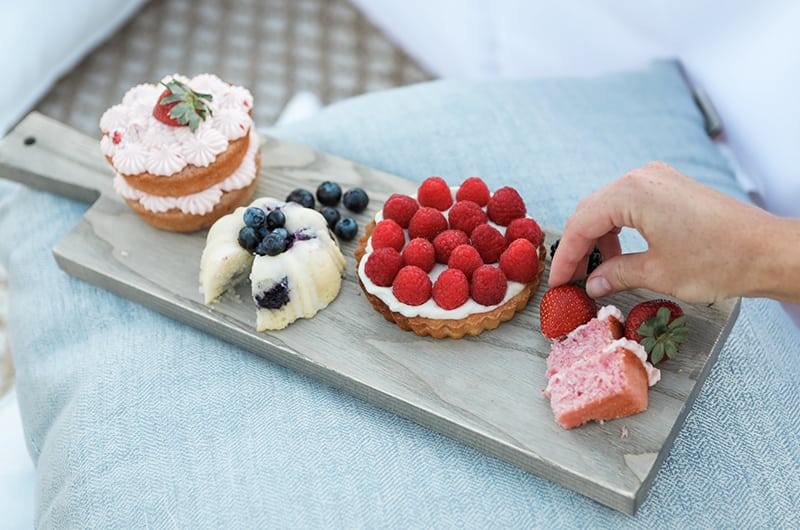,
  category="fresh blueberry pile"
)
[284,181,369,242]
[238,206,294,256]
